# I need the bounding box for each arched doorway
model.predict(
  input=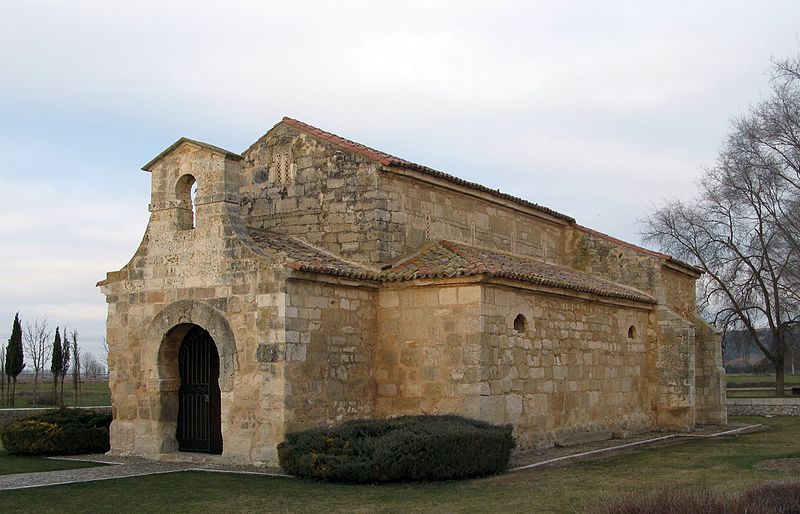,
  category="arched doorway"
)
[177,325,222,454]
